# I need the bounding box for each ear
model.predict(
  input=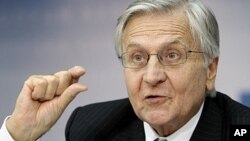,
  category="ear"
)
[206,57,219,92]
